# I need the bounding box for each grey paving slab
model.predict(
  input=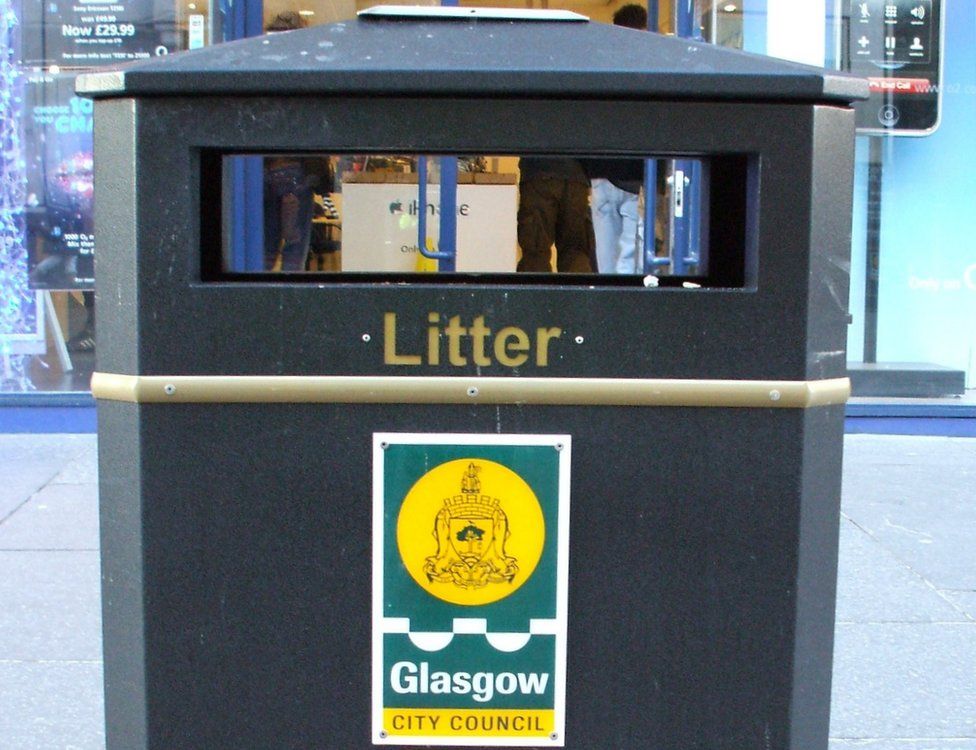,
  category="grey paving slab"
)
[0,551,102,661]
[0,660,104,750]
[0,434,93,463]
[0,483,99,550]
[843,435,976,469]
[951,436,976,455]
[830,622,976,739]
[50,437,98,485]
[835,518,969,624]
[843,460,976,508]
[840,462,976,590]
[831,742,976,749]
[0,435,91,520]
[940,590,976,620]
